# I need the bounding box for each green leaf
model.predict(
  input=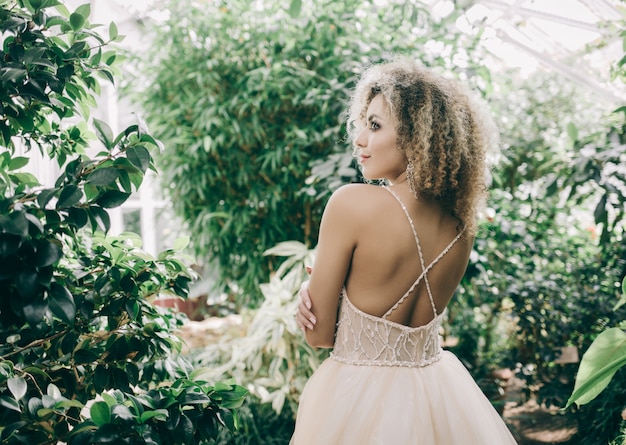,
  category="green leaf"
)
[74,348,99,364]
[0,211,29,236]
[7,377,27,401]
[75,3,92,20]
[49,282,76,325]
[93,119,114,149]
[1,121,12,147]
[37,188,59,208]
[566,122,578,142]
[94,365,110,393]
[0,395,21,412]
[25,213,43,234]
[55,399,84,410]
[126,146,151,173]
[87,167,119,186]
[96,190,131,208]
[99,68,115,85]
[593,193,608,224]
[118,170,131,193]
[173,236,190,251]
[28,398,43,417]
[21,367,50,381]
[69,12,85,31]
[0,67,28,83]
[111,404,134,422]
[218,410,236,430]
[111,367,130,392]
[90,401,111,426]
[37,407,56,419]
[125,299,140,321]
[263,240,310,257]
[2,421,28,440]
[34,240,63,267]
[565,328,626,408]
[109,21,118,40]
[56,184,83,208]
[213,381,232,391]
[0,363,13,380]
[176,414,194,442]
[47,384,62,399]
[8,157,29,171]
[23,302,47,325]
[288,0,302,18]
[10,172,39,187]
[67,207,89,229]
[91,47,102,65]
[139,409,168,423]
[129,172,143,190]
[88,205,111,232]
[16,270,38,300]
